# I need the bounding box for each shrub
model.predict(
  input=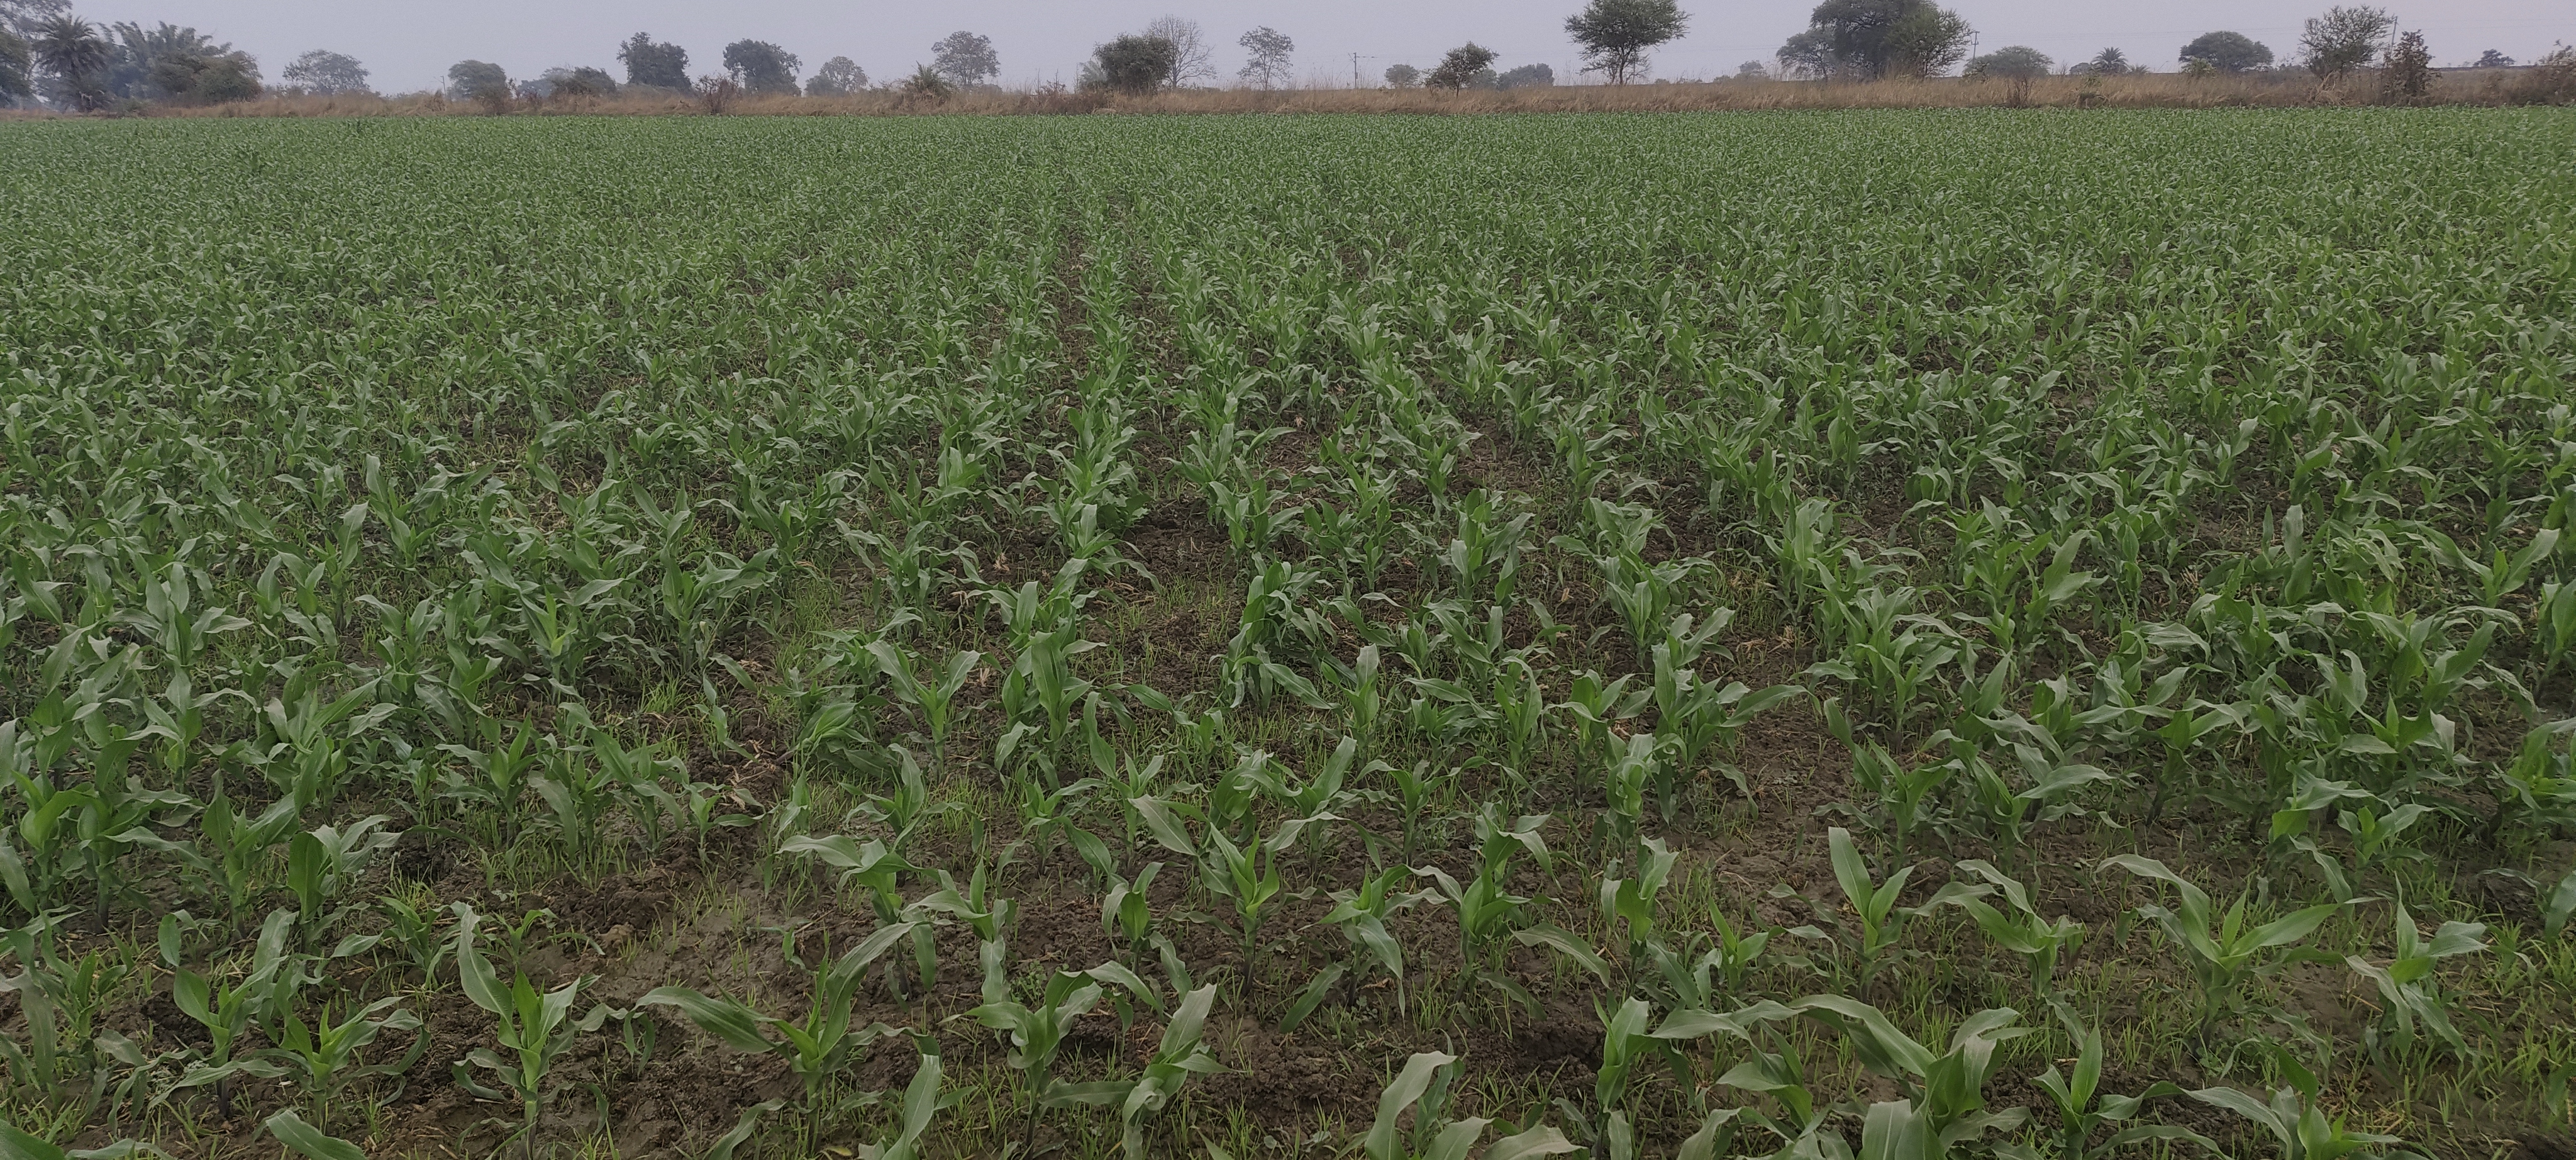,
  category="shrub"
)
[2509,43,2576,104]
[2380,30,2433,103]
[1965,45,2052,80]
